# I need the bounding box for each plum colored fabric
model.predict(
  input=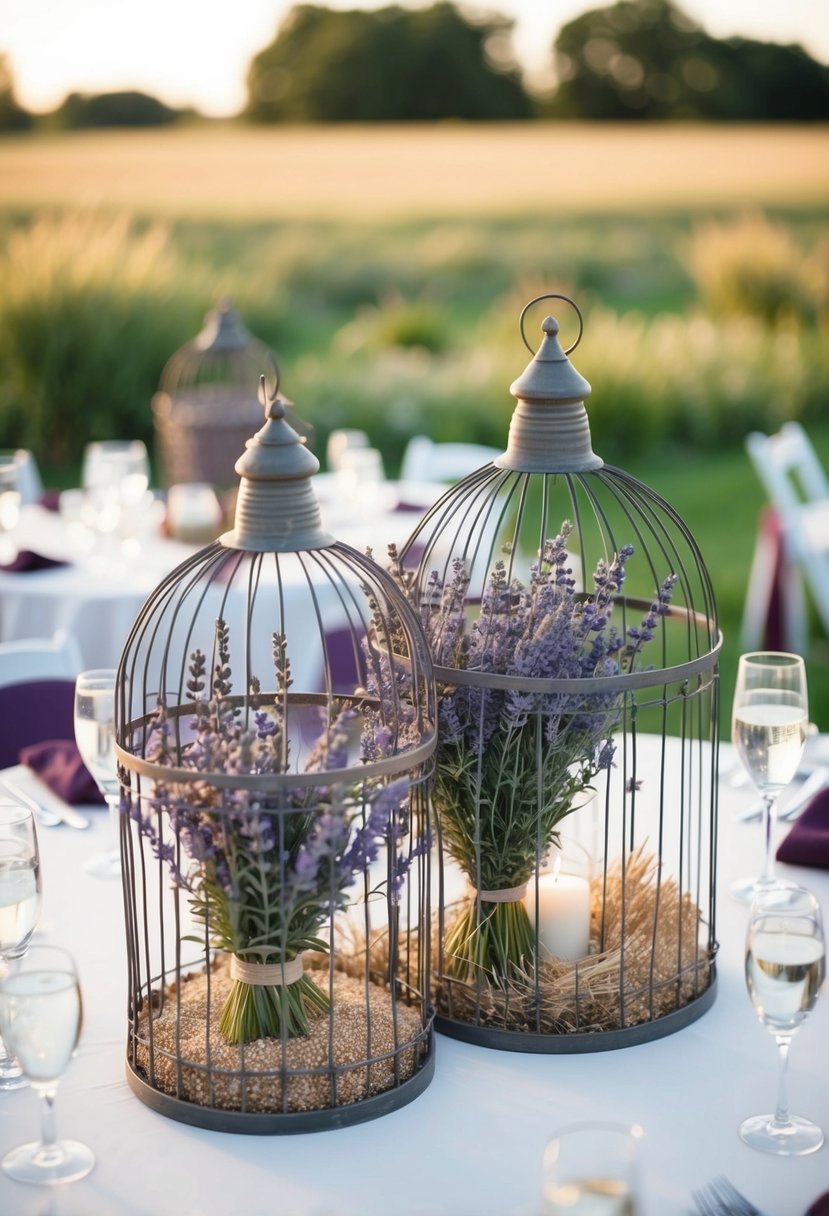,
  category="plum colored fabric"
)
[777,787,829,869]
[0,549,68,573]
[19,738,105,806]
[0,679,76,770]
